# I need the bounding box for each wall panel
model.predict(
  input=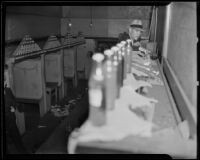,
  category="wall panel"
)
[166,2,197,108]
